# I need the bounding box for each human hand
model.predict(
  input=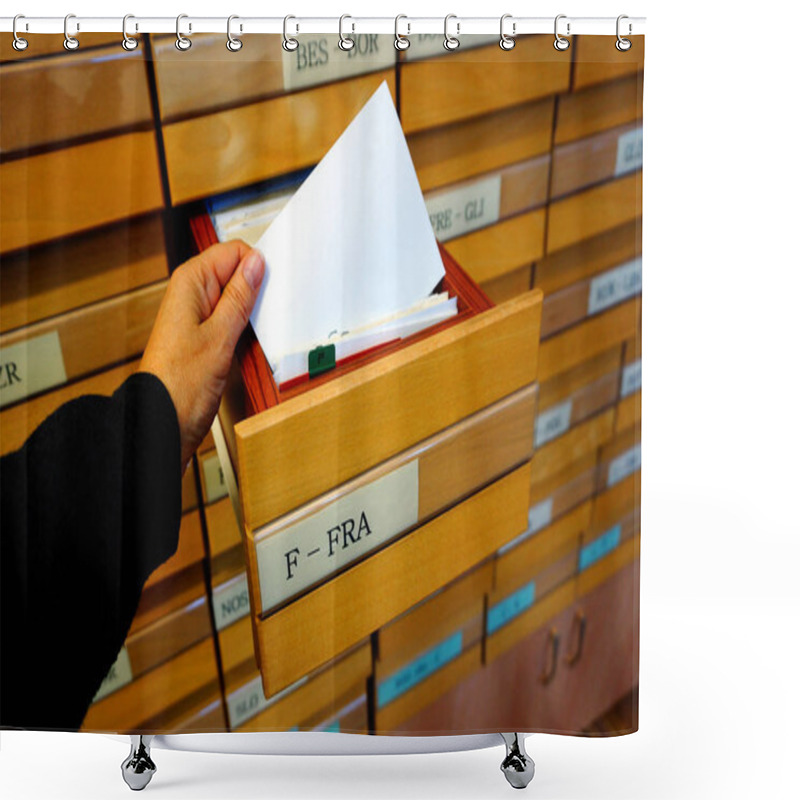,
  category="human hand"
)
[140,241,265,471]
